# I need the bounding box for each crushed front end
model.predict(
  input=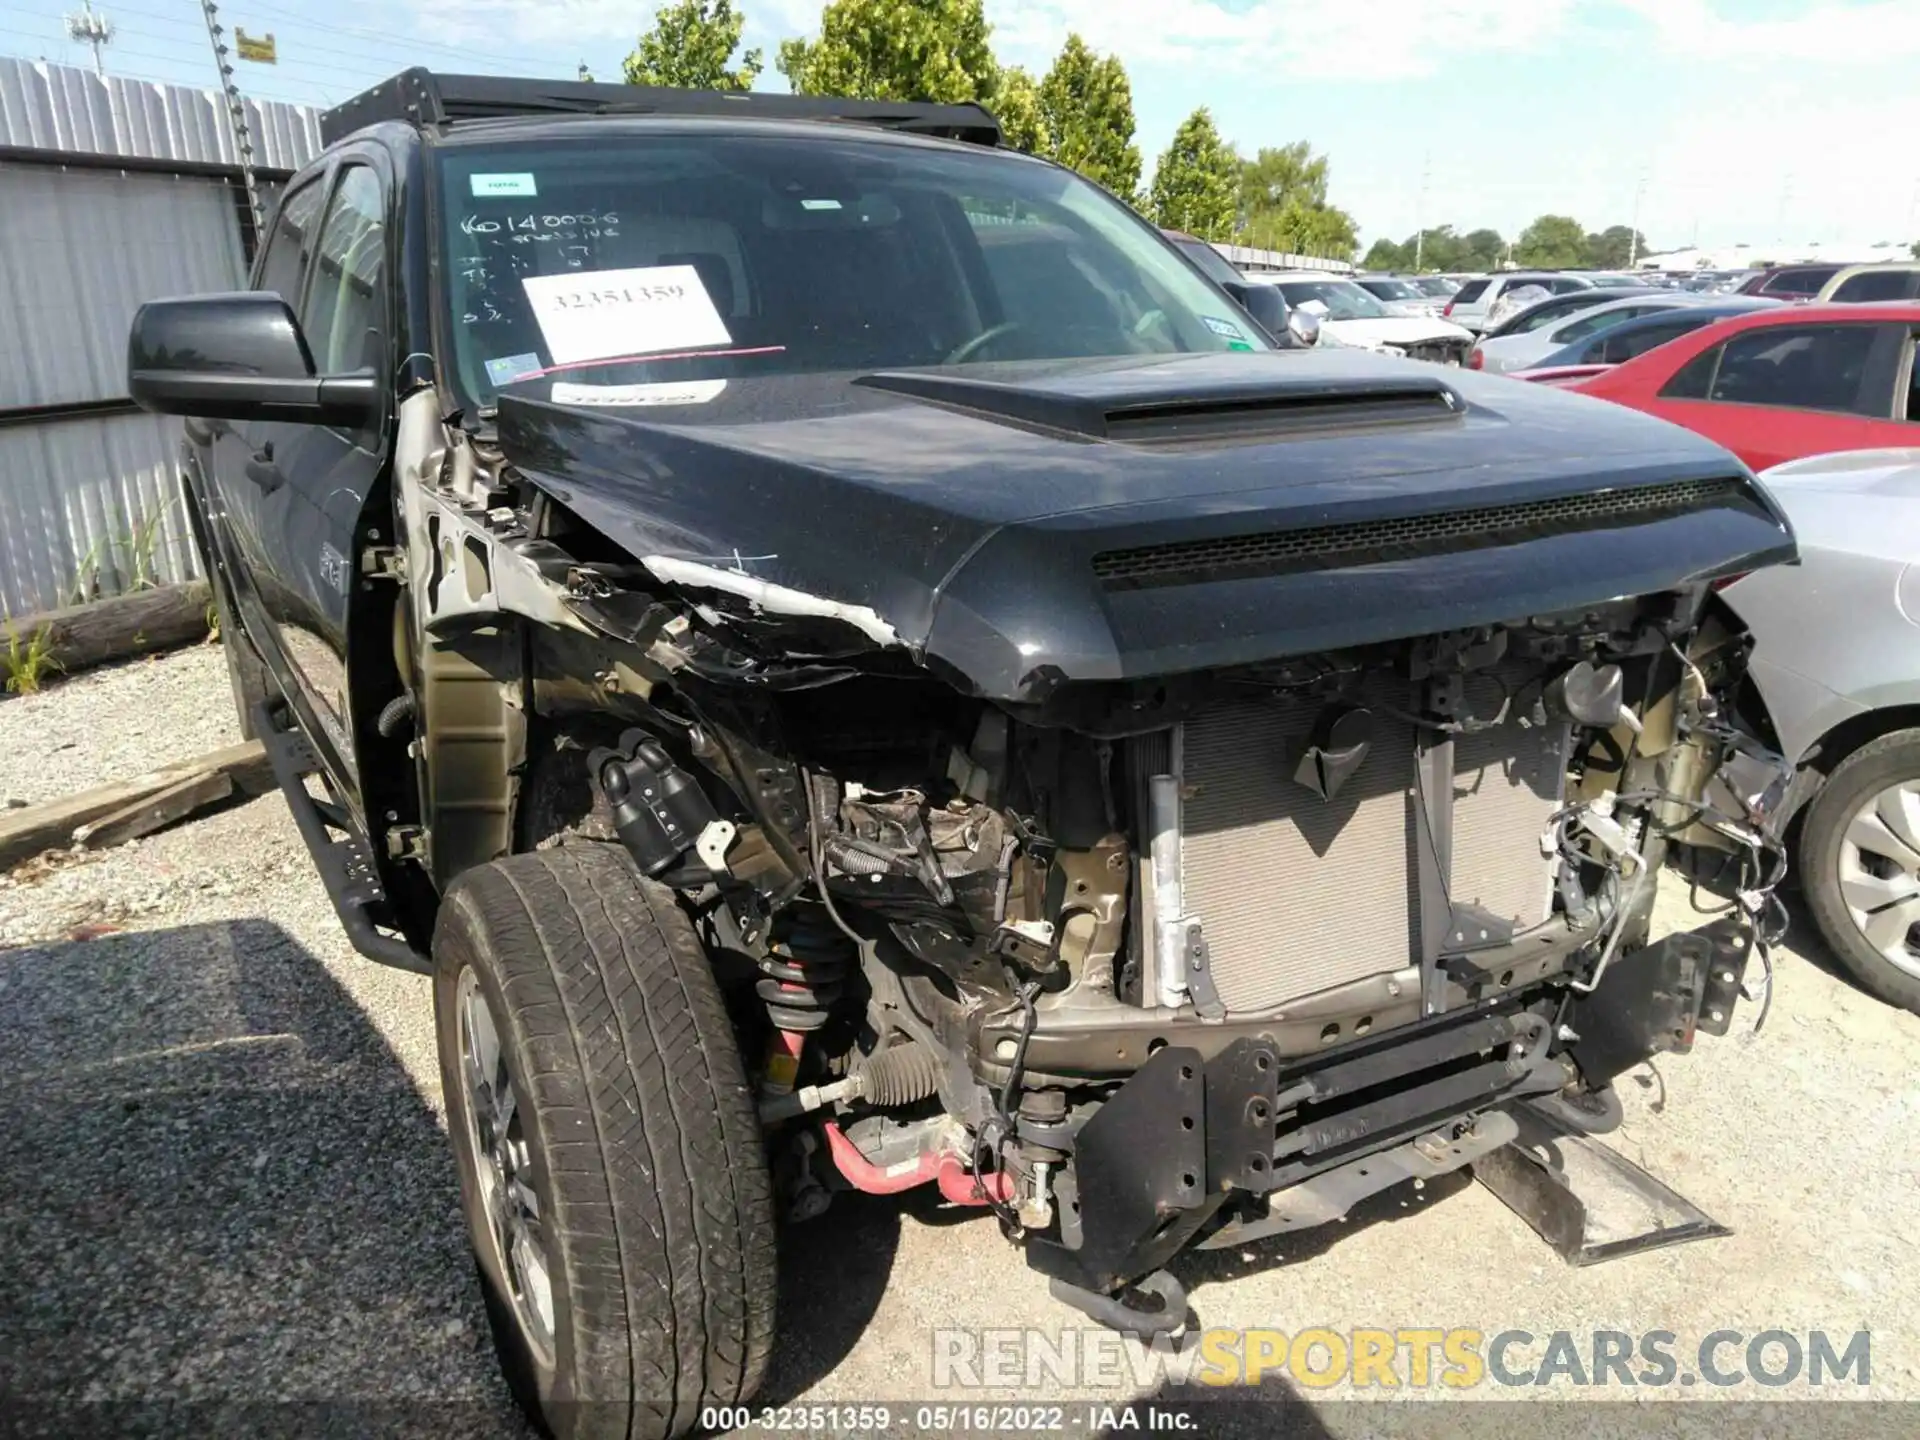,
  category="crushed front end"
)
[472,356,1800,1331]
